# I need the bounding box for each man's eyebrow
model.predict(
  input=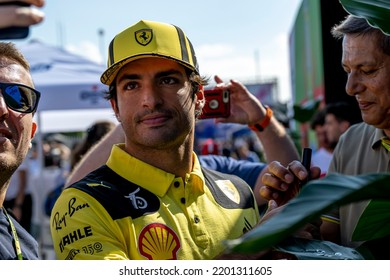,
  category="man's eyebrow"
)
[117,69,185,83]
[155,69,185,78]
[117,73,141,83]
